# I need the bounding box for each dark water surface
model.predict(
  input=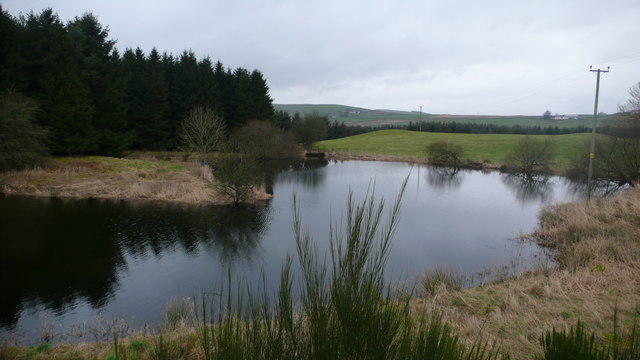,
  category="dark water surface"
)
[0,160,580,344]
